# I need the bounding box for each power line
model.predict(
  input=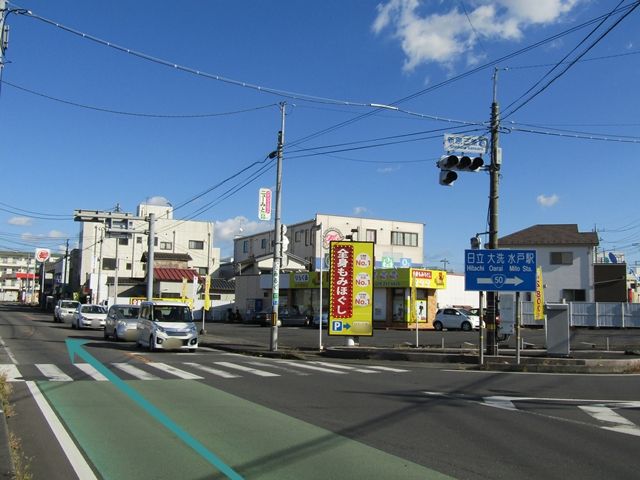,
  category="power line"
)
[510,126,640,144]
[1,80,279,118]
[503,48,640,70]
